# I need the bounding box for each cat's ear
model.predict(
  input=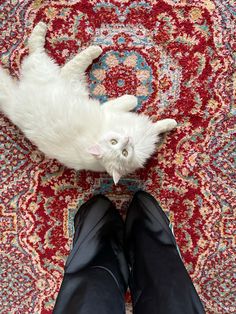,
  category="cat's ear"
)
[87,144,103,158]
[112,170,121,185]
